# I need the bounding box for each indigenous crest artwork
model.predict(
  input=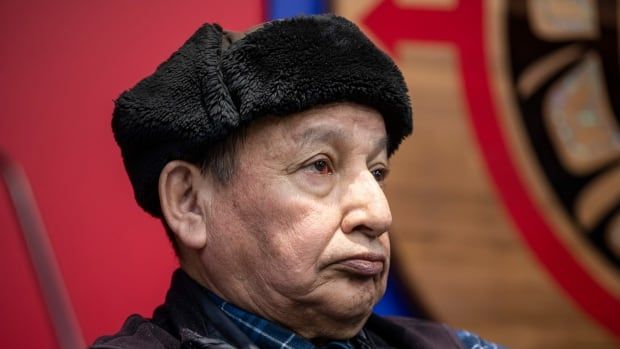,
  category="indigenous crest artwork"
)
[507,0,620,271]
